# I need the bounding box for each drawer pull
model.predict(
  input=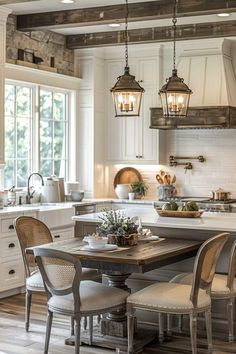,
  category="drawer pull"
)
[8,225,14,230]
[54,235,60,239]
[8,243,15,248]
[9,269,15,275]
